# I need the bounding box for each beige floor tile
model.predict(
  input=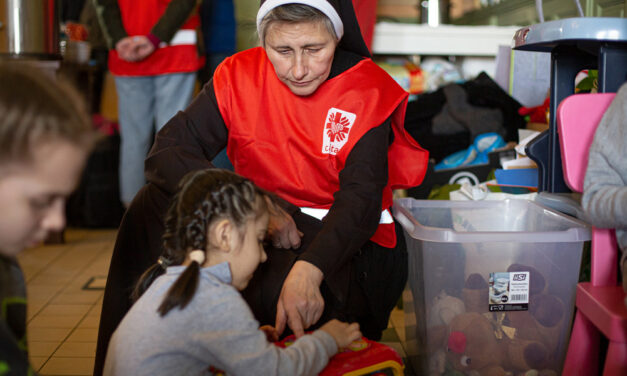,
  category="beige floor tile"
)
[27,327,72,342]
[38,304,92,317]
[39,356,94,376]
[87,303,103,317]
[54,341,97,357]
[379,341,407,358]
[27,285,62,300]
[389,307,406,343]
[52,291,103,305]
[28,341,61,357]
[66,328,98,342]
[28,274,73,288]
[18,247,65,277]
[390,307,404,328]
[29,356,49,371]
[77,315,100,329]
[27,272,70,286]
[63,228,89,242]
[64,276,101,292]
[27,303,45,321]
[28,293,60,305]
[28,314,84,329]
